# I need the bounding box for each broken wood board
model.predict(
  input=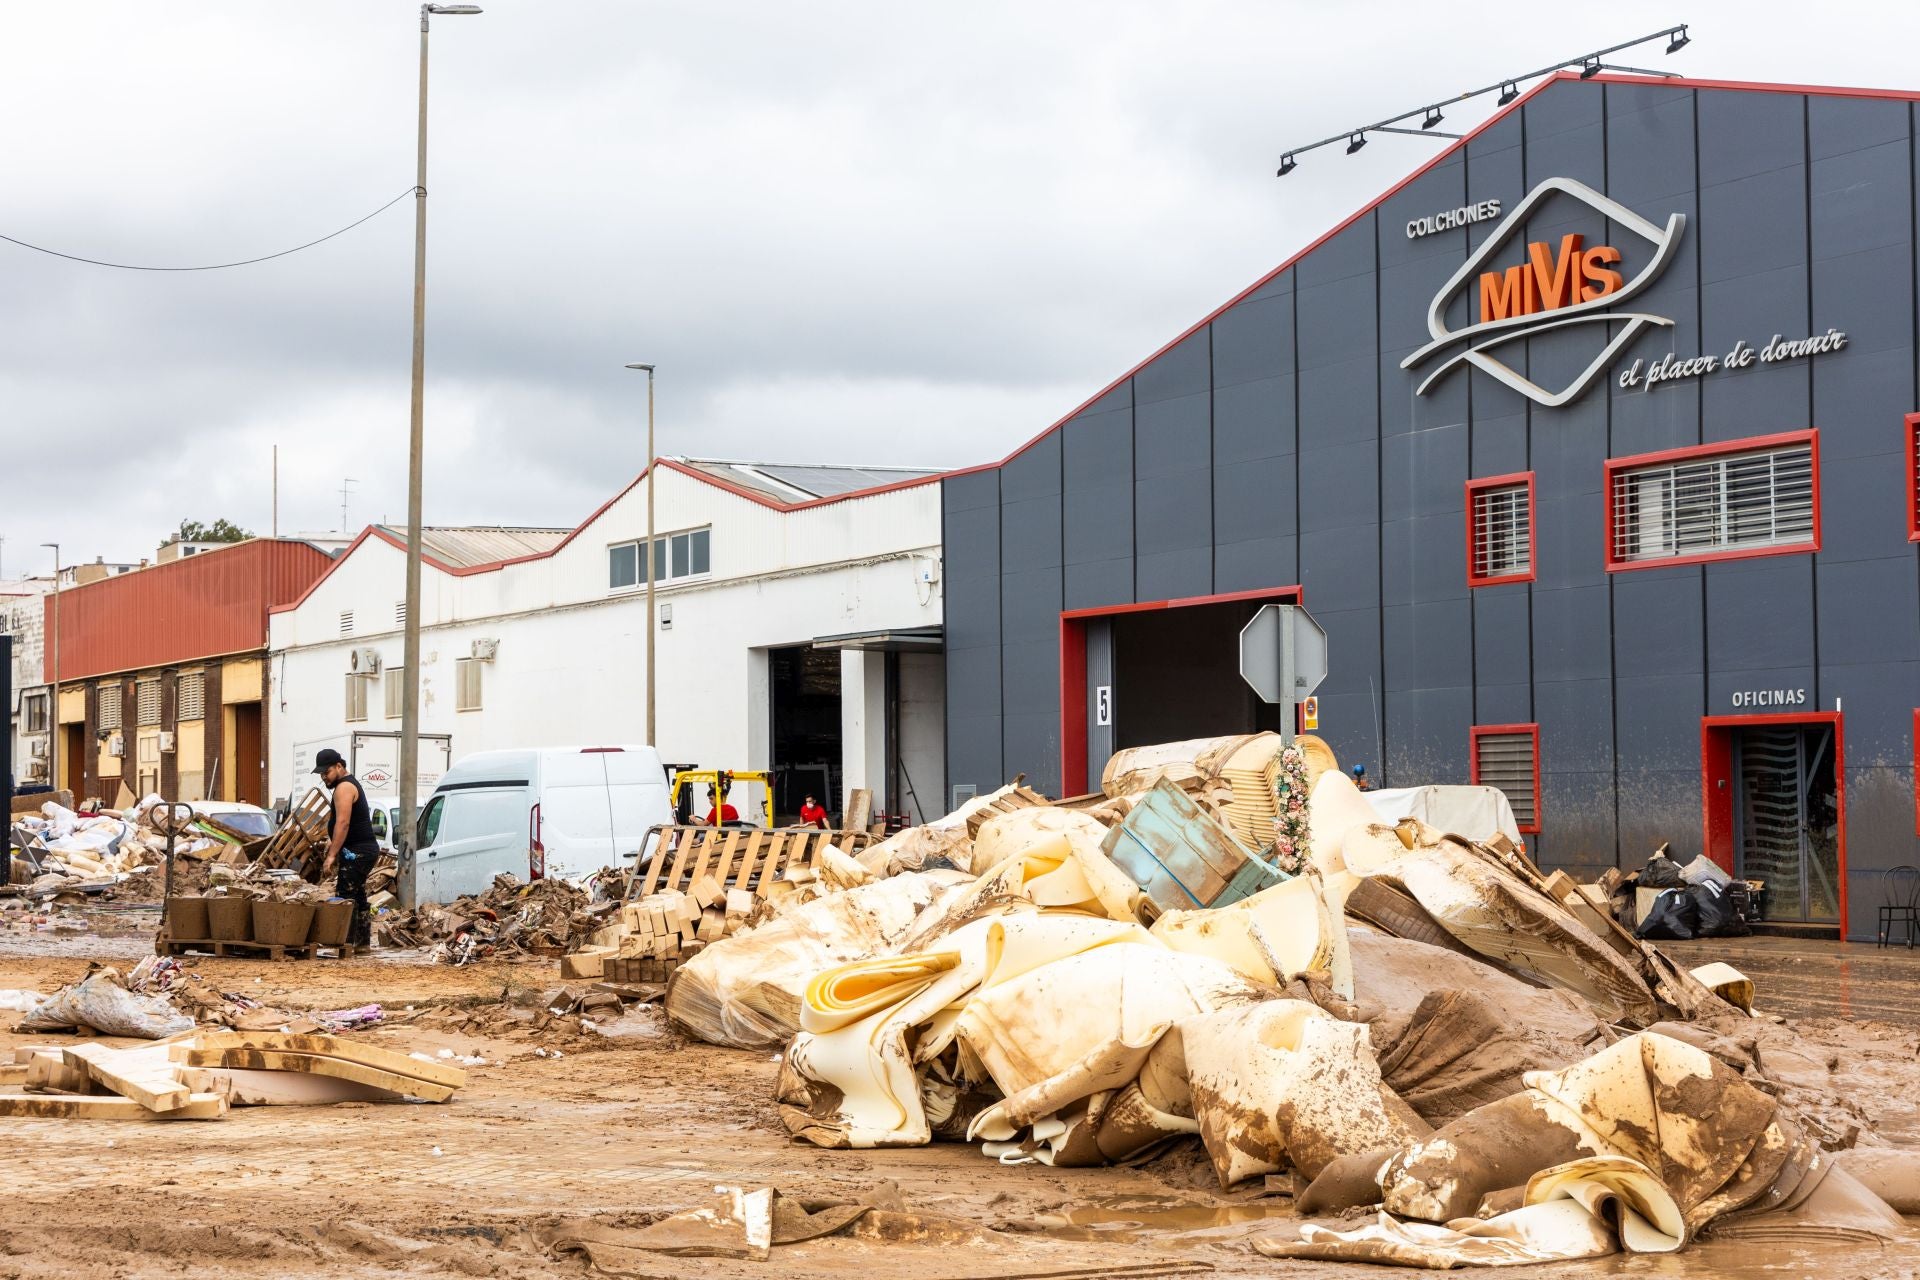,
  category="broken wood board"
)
[26,1057,105,1095]
[0,1063,27,1087]
[183,1031,468,1089]
[176,1066,403,1106]
[172,1049,456,1102]
[63,1043,194,1112]
[0,1092,228,1120]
